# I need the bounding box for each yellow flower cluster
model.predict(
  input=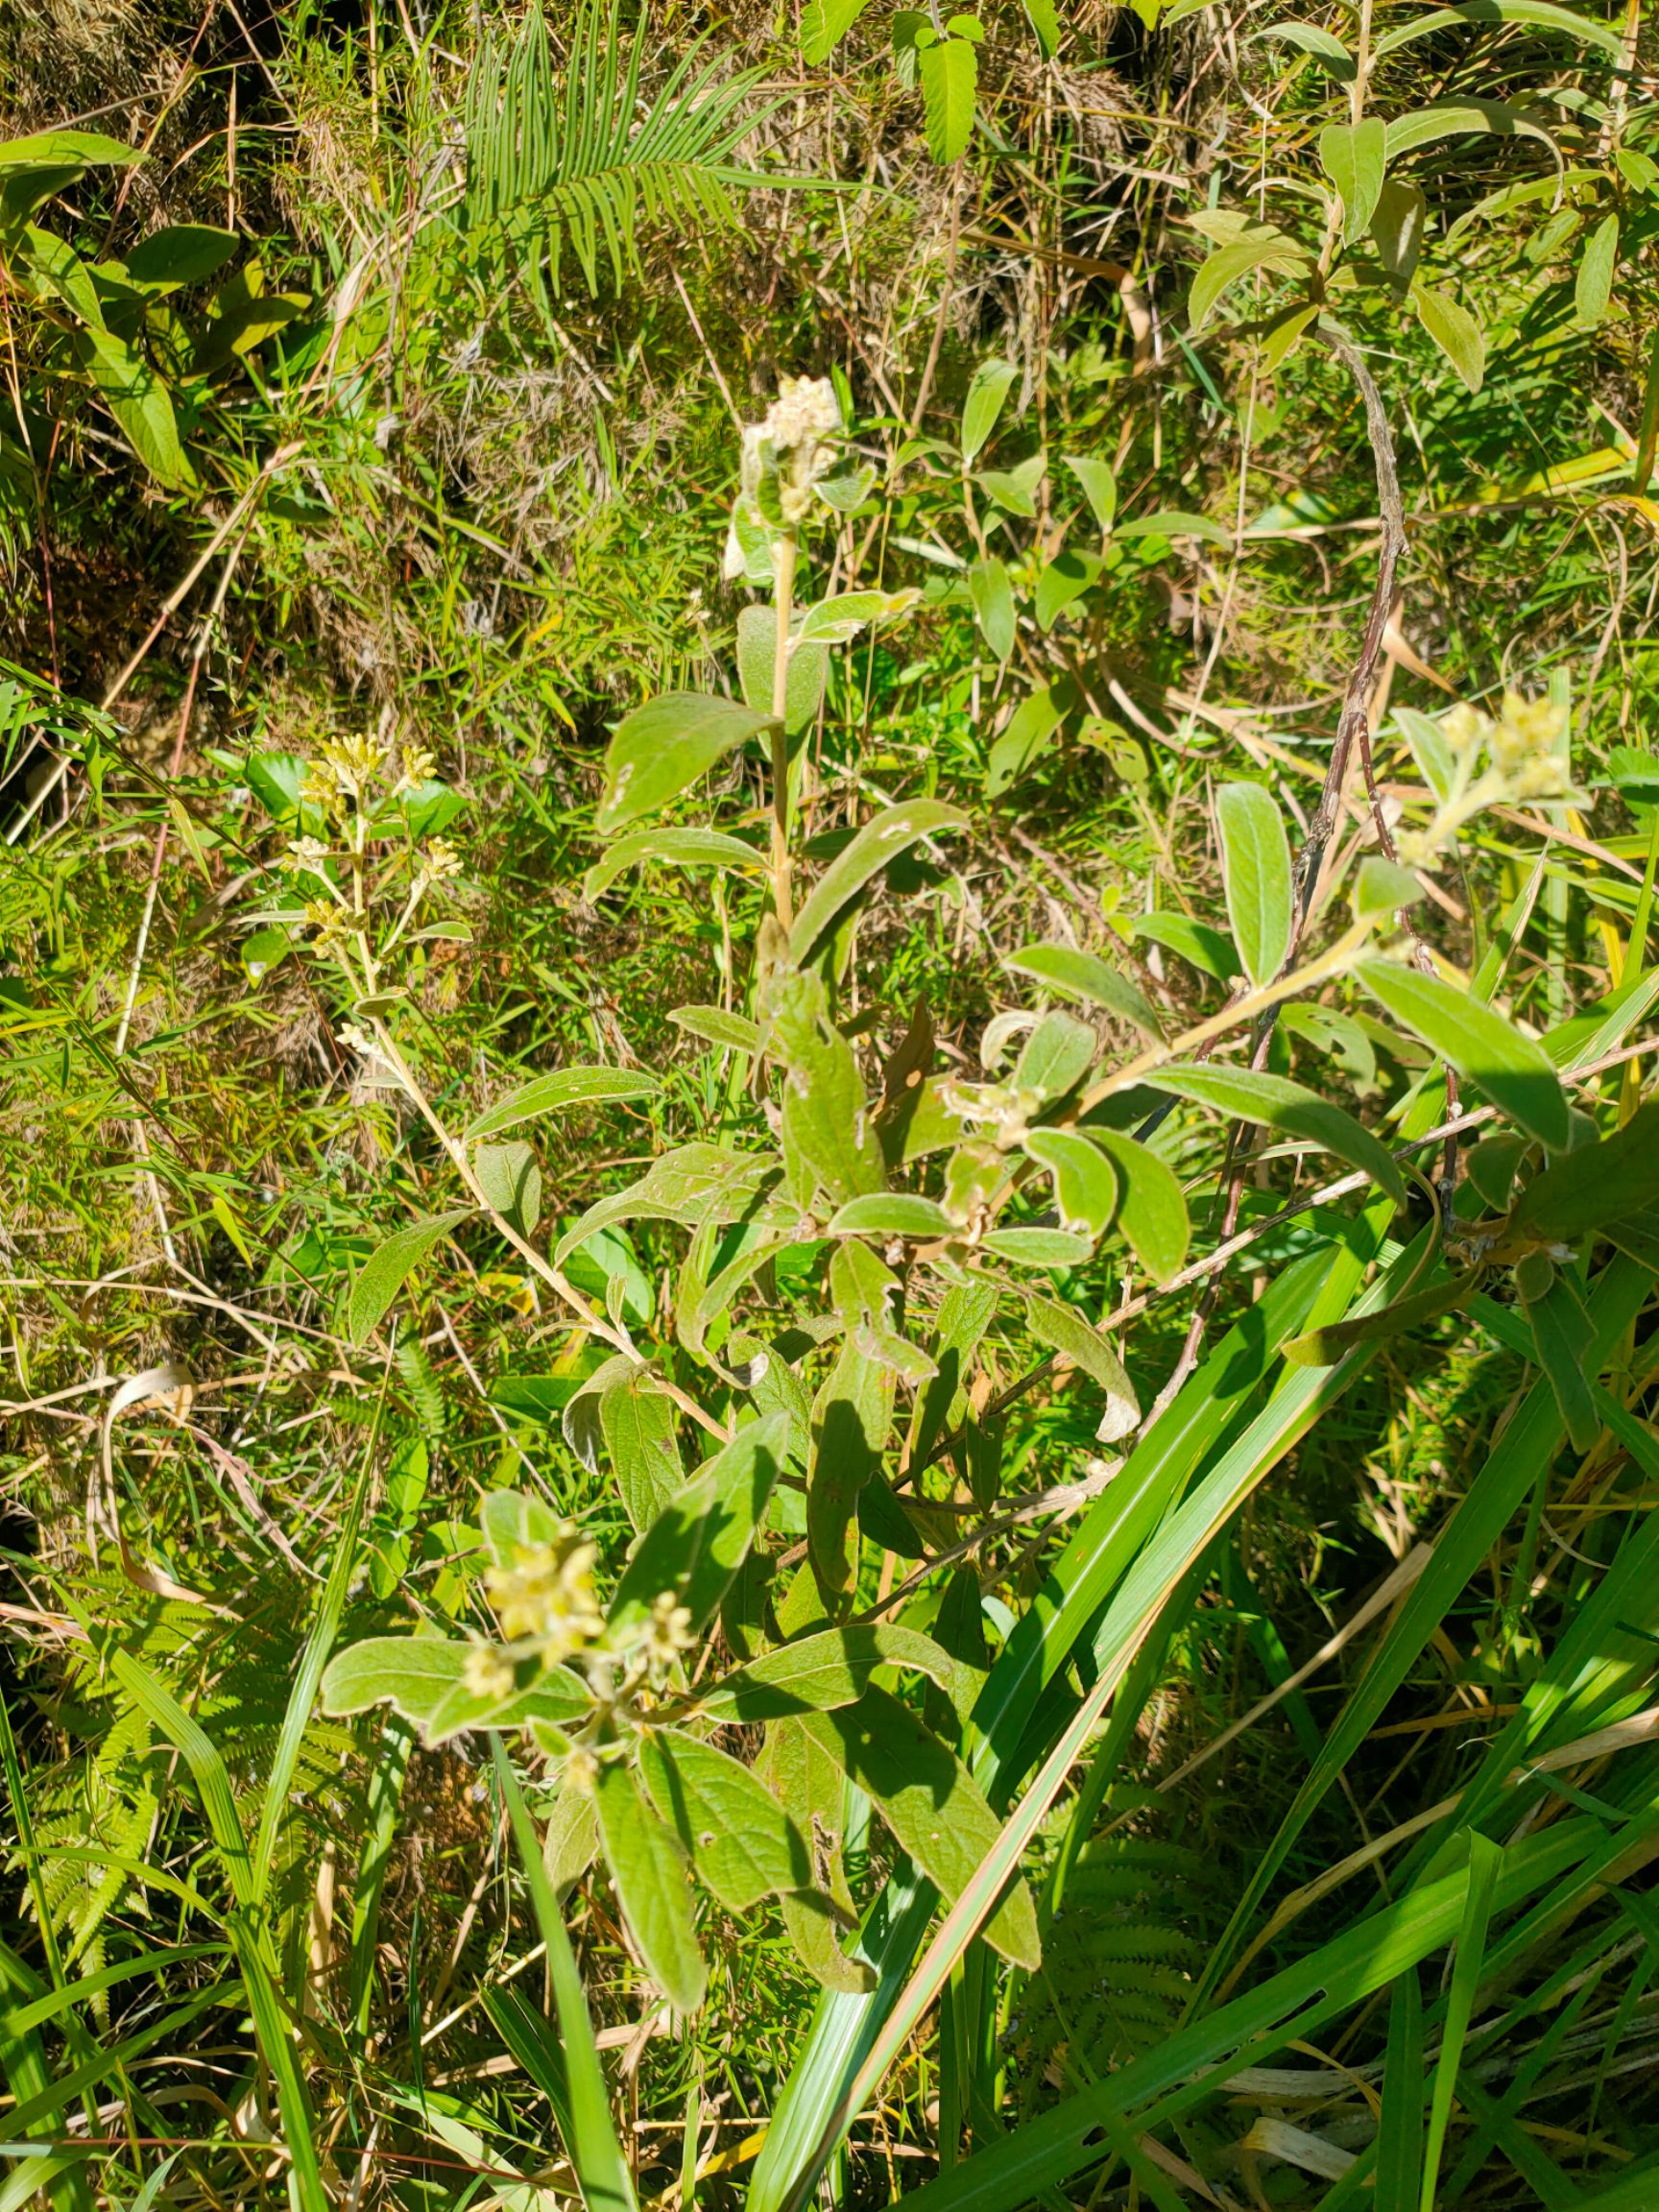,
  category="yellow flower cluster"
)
[486,1525,606,1665]
[1398,689,1575,868]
